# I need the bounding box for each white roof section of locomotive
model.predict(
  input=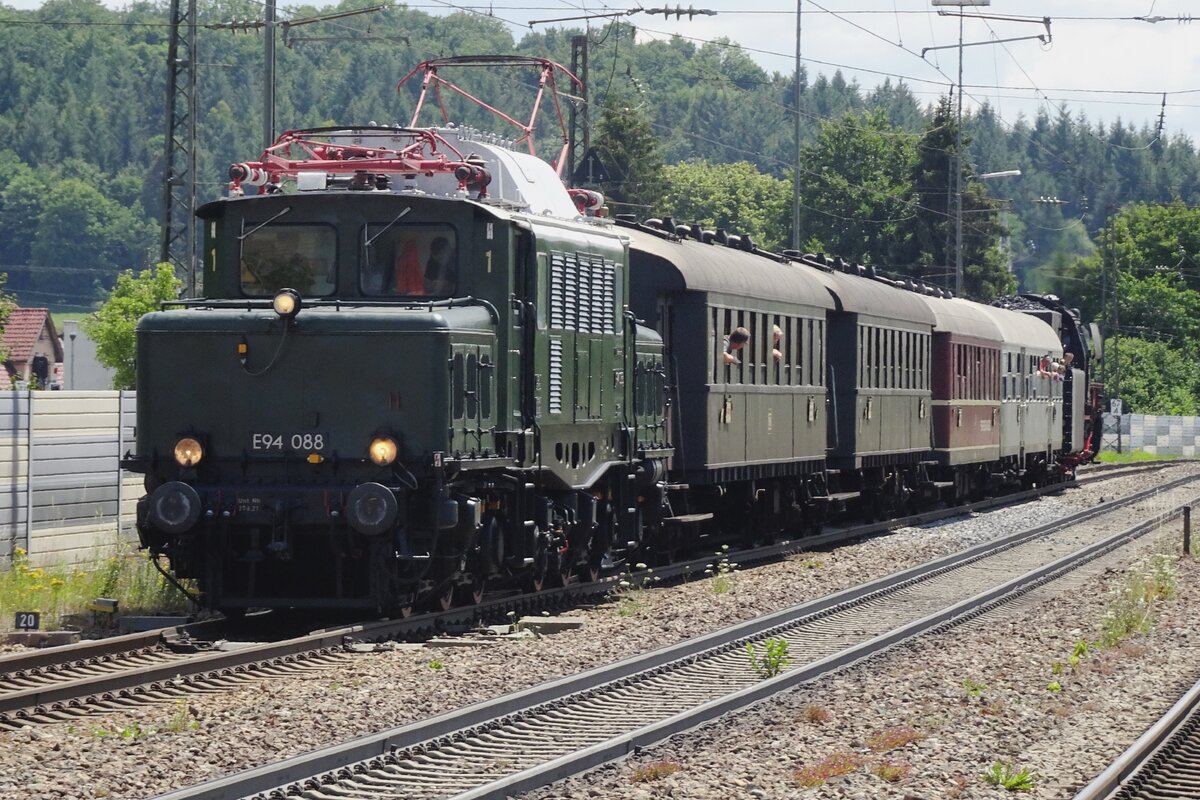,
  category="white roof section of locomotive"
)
[915,295,1004,342]
[321,127,579,220]
[975,304,1063,356]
